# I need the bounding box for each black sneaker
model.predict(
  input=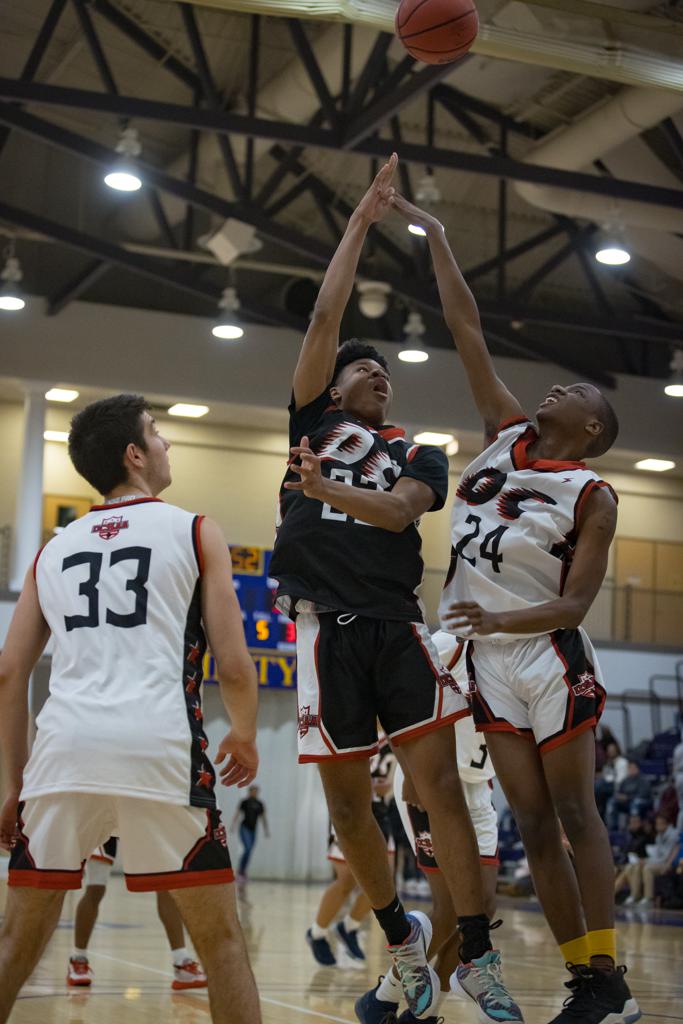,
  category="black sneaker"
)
[305,927,337,966]
[336,920,365,960]
[548,965,641,1024]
